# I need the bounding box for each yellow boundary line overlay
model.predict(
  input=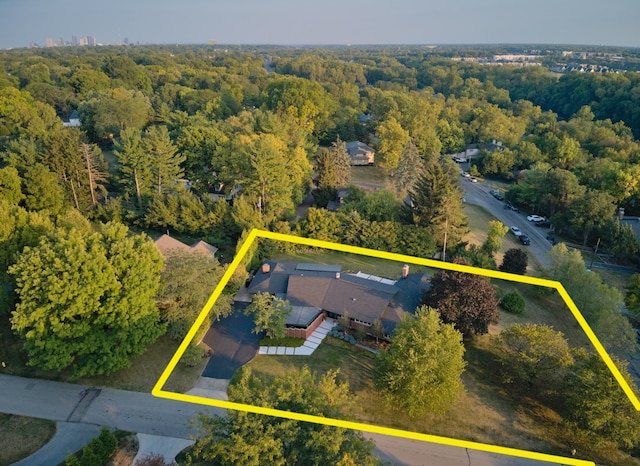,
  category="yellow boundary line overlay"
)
[152,228,640,466]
